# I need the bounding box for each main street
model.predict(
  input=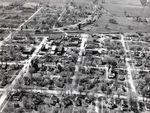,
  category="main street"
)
[0,7,45,112]
[0,0,72,111]
[0,36,48,112]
